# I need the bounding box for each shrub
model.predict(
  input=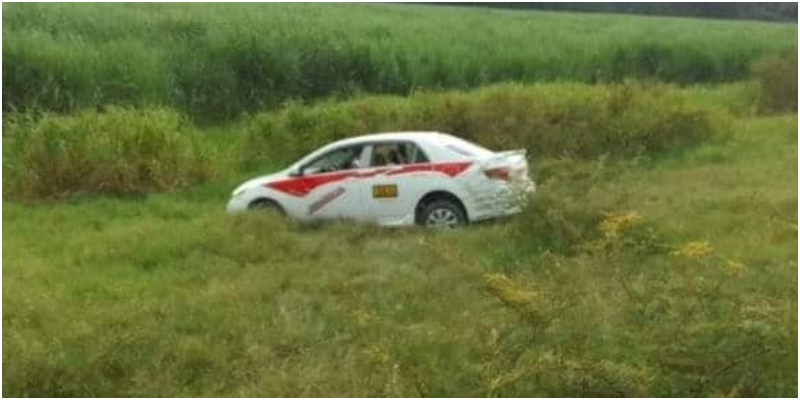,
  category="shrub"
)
[3,108,225,200]
[243,83,728,165]
[751,52,798,113]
